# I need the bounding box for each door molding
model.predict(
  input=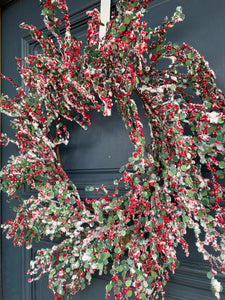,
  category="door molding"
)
[0,7,3,300]
[14,0,225,298]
